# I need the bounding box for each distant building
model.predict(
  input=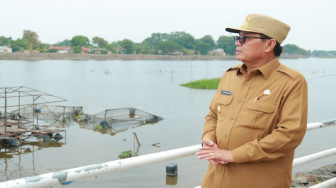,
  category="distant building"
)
[81,47,90,54]
[170,51,183,55]
[92,48,107,54]
[0,46,12,53]
[209,48,226,56]
[48,46,71,53]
